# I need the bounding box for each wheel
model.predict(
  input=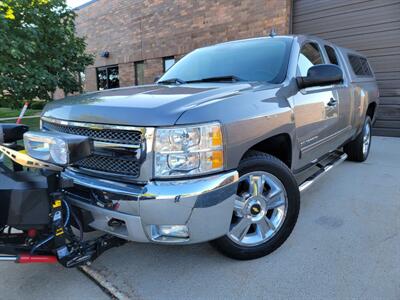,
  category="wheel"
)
[211,151,300,260]
[344,116,372,162]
